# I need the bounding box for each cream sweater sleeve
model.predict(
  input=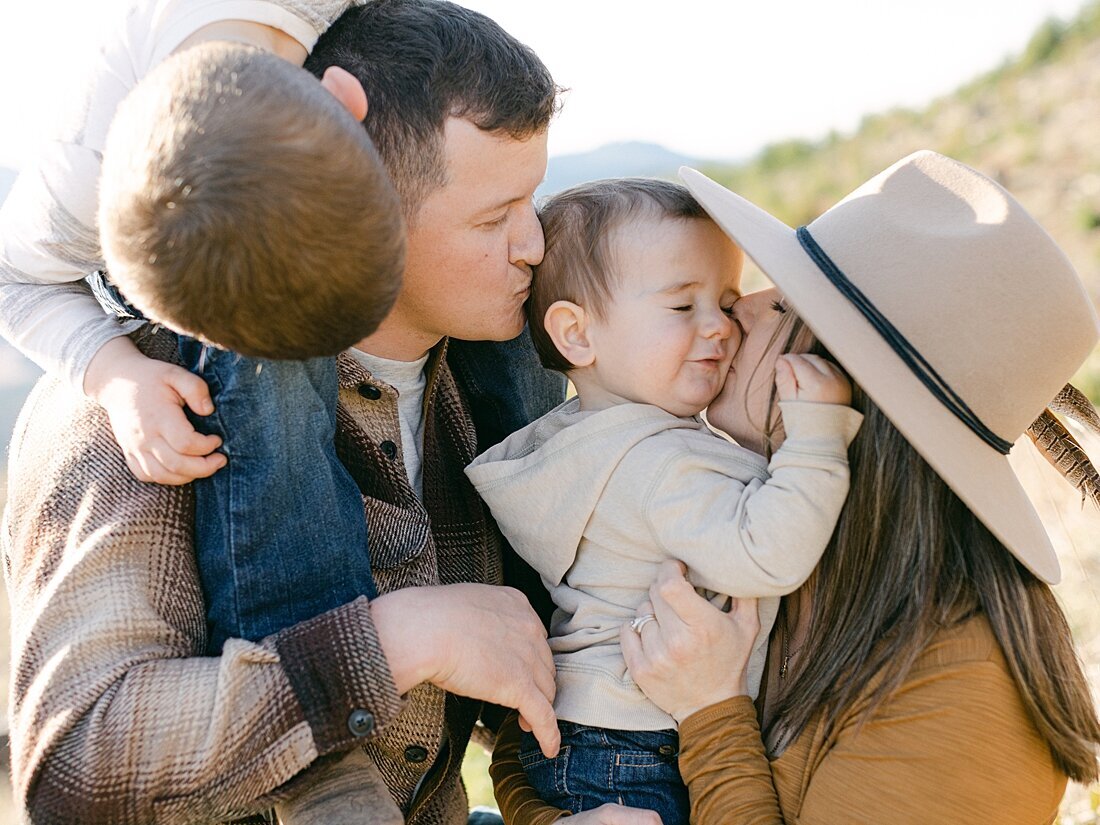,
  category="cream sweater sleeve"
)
[643,402,863,597]
[0,0,359,388]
